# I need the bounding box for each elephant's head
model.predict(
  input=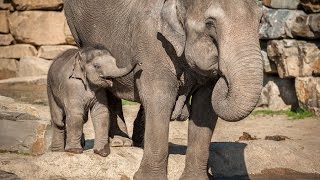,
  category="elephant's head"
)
[159,0,263,121]
[70,47,139,88]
